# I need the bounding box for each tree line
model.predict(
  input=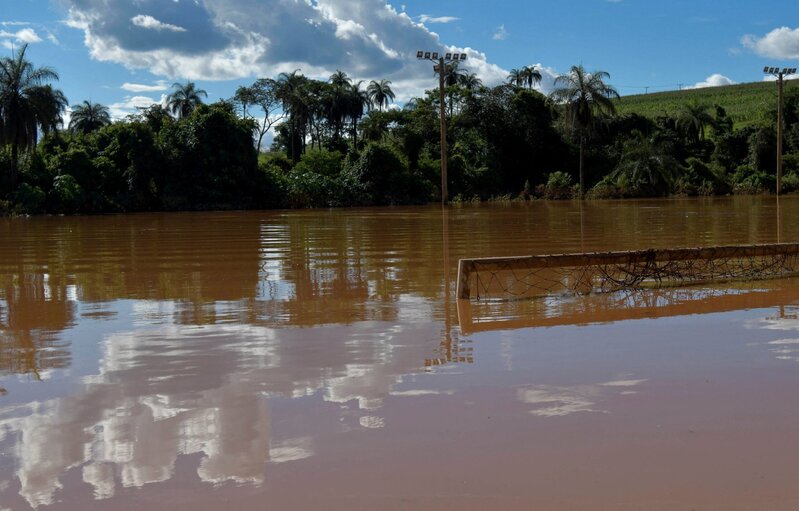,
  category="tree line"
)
[2,43,799,214]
